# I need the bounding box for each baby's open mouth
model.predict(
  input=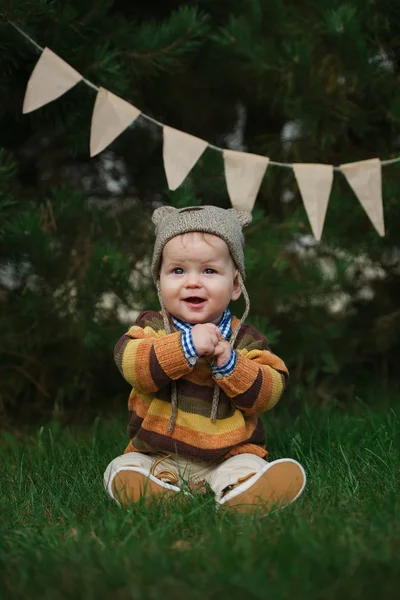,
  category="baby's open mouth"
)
[184,297,205,305]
